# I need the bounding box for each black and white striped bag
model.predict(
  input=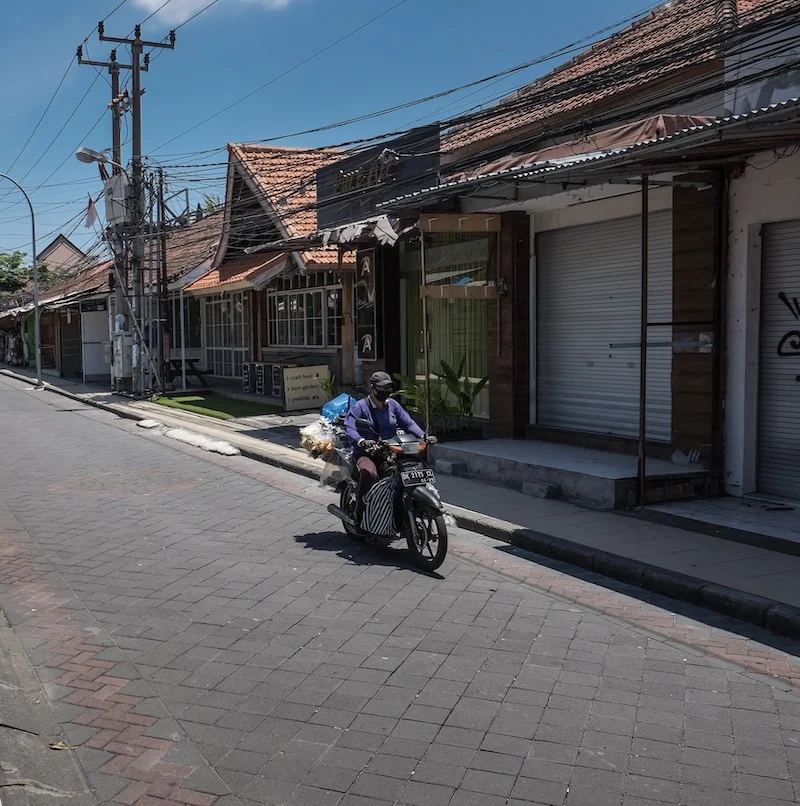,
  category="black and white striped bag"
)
[362,476,397,536]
